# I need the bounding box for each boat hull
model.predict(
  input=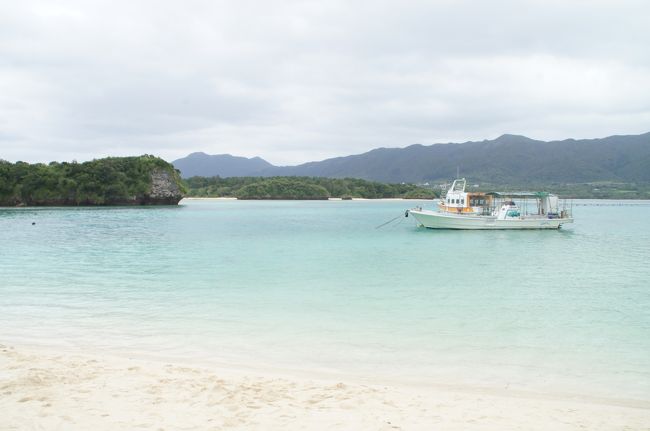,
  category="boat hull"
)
[408,209,572,230]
